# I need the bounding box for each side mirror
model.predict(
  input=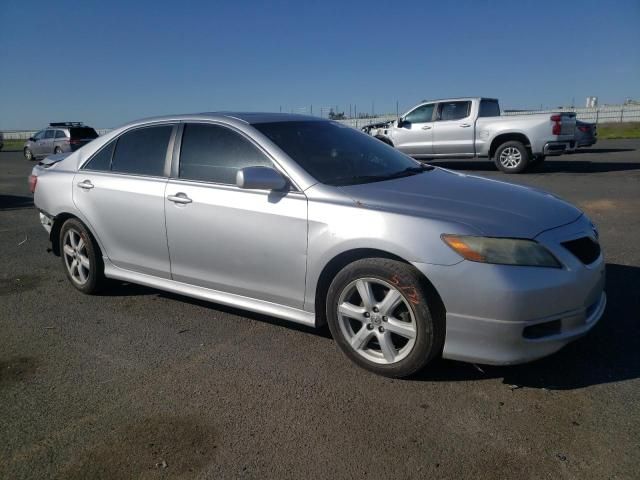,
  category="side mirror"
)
[28,137,35,141]
[396,118,406,128]
[236,166,288,191]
